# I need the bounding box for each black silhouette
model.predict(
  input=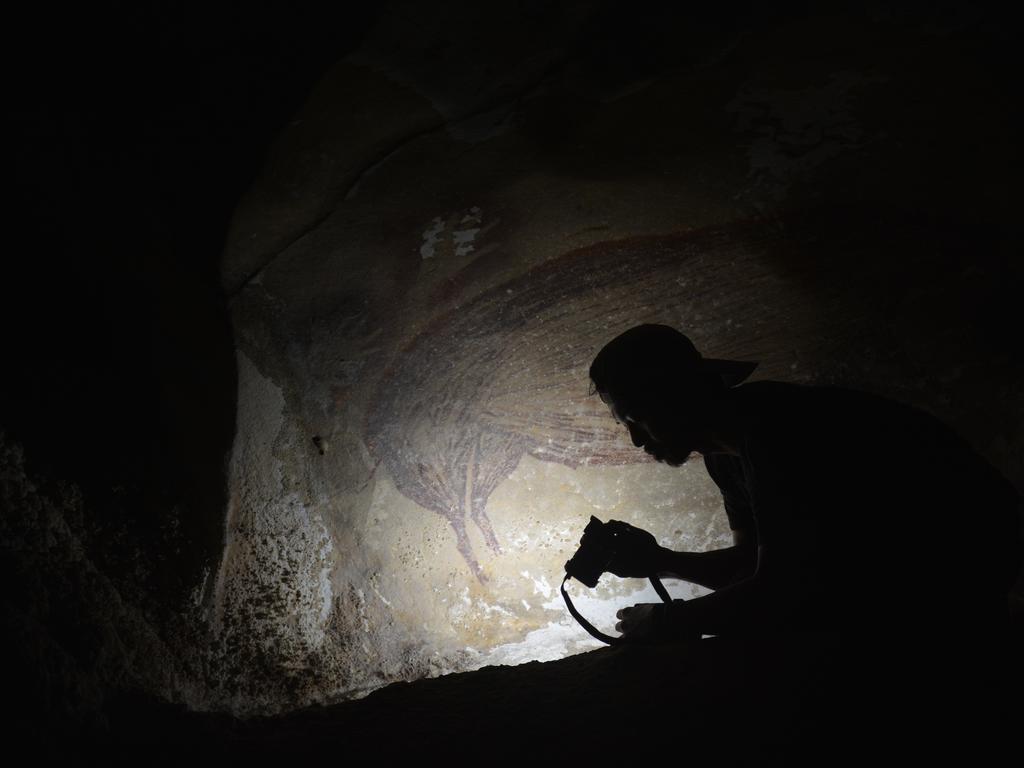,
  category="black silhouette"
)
[589,324,1022,643]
